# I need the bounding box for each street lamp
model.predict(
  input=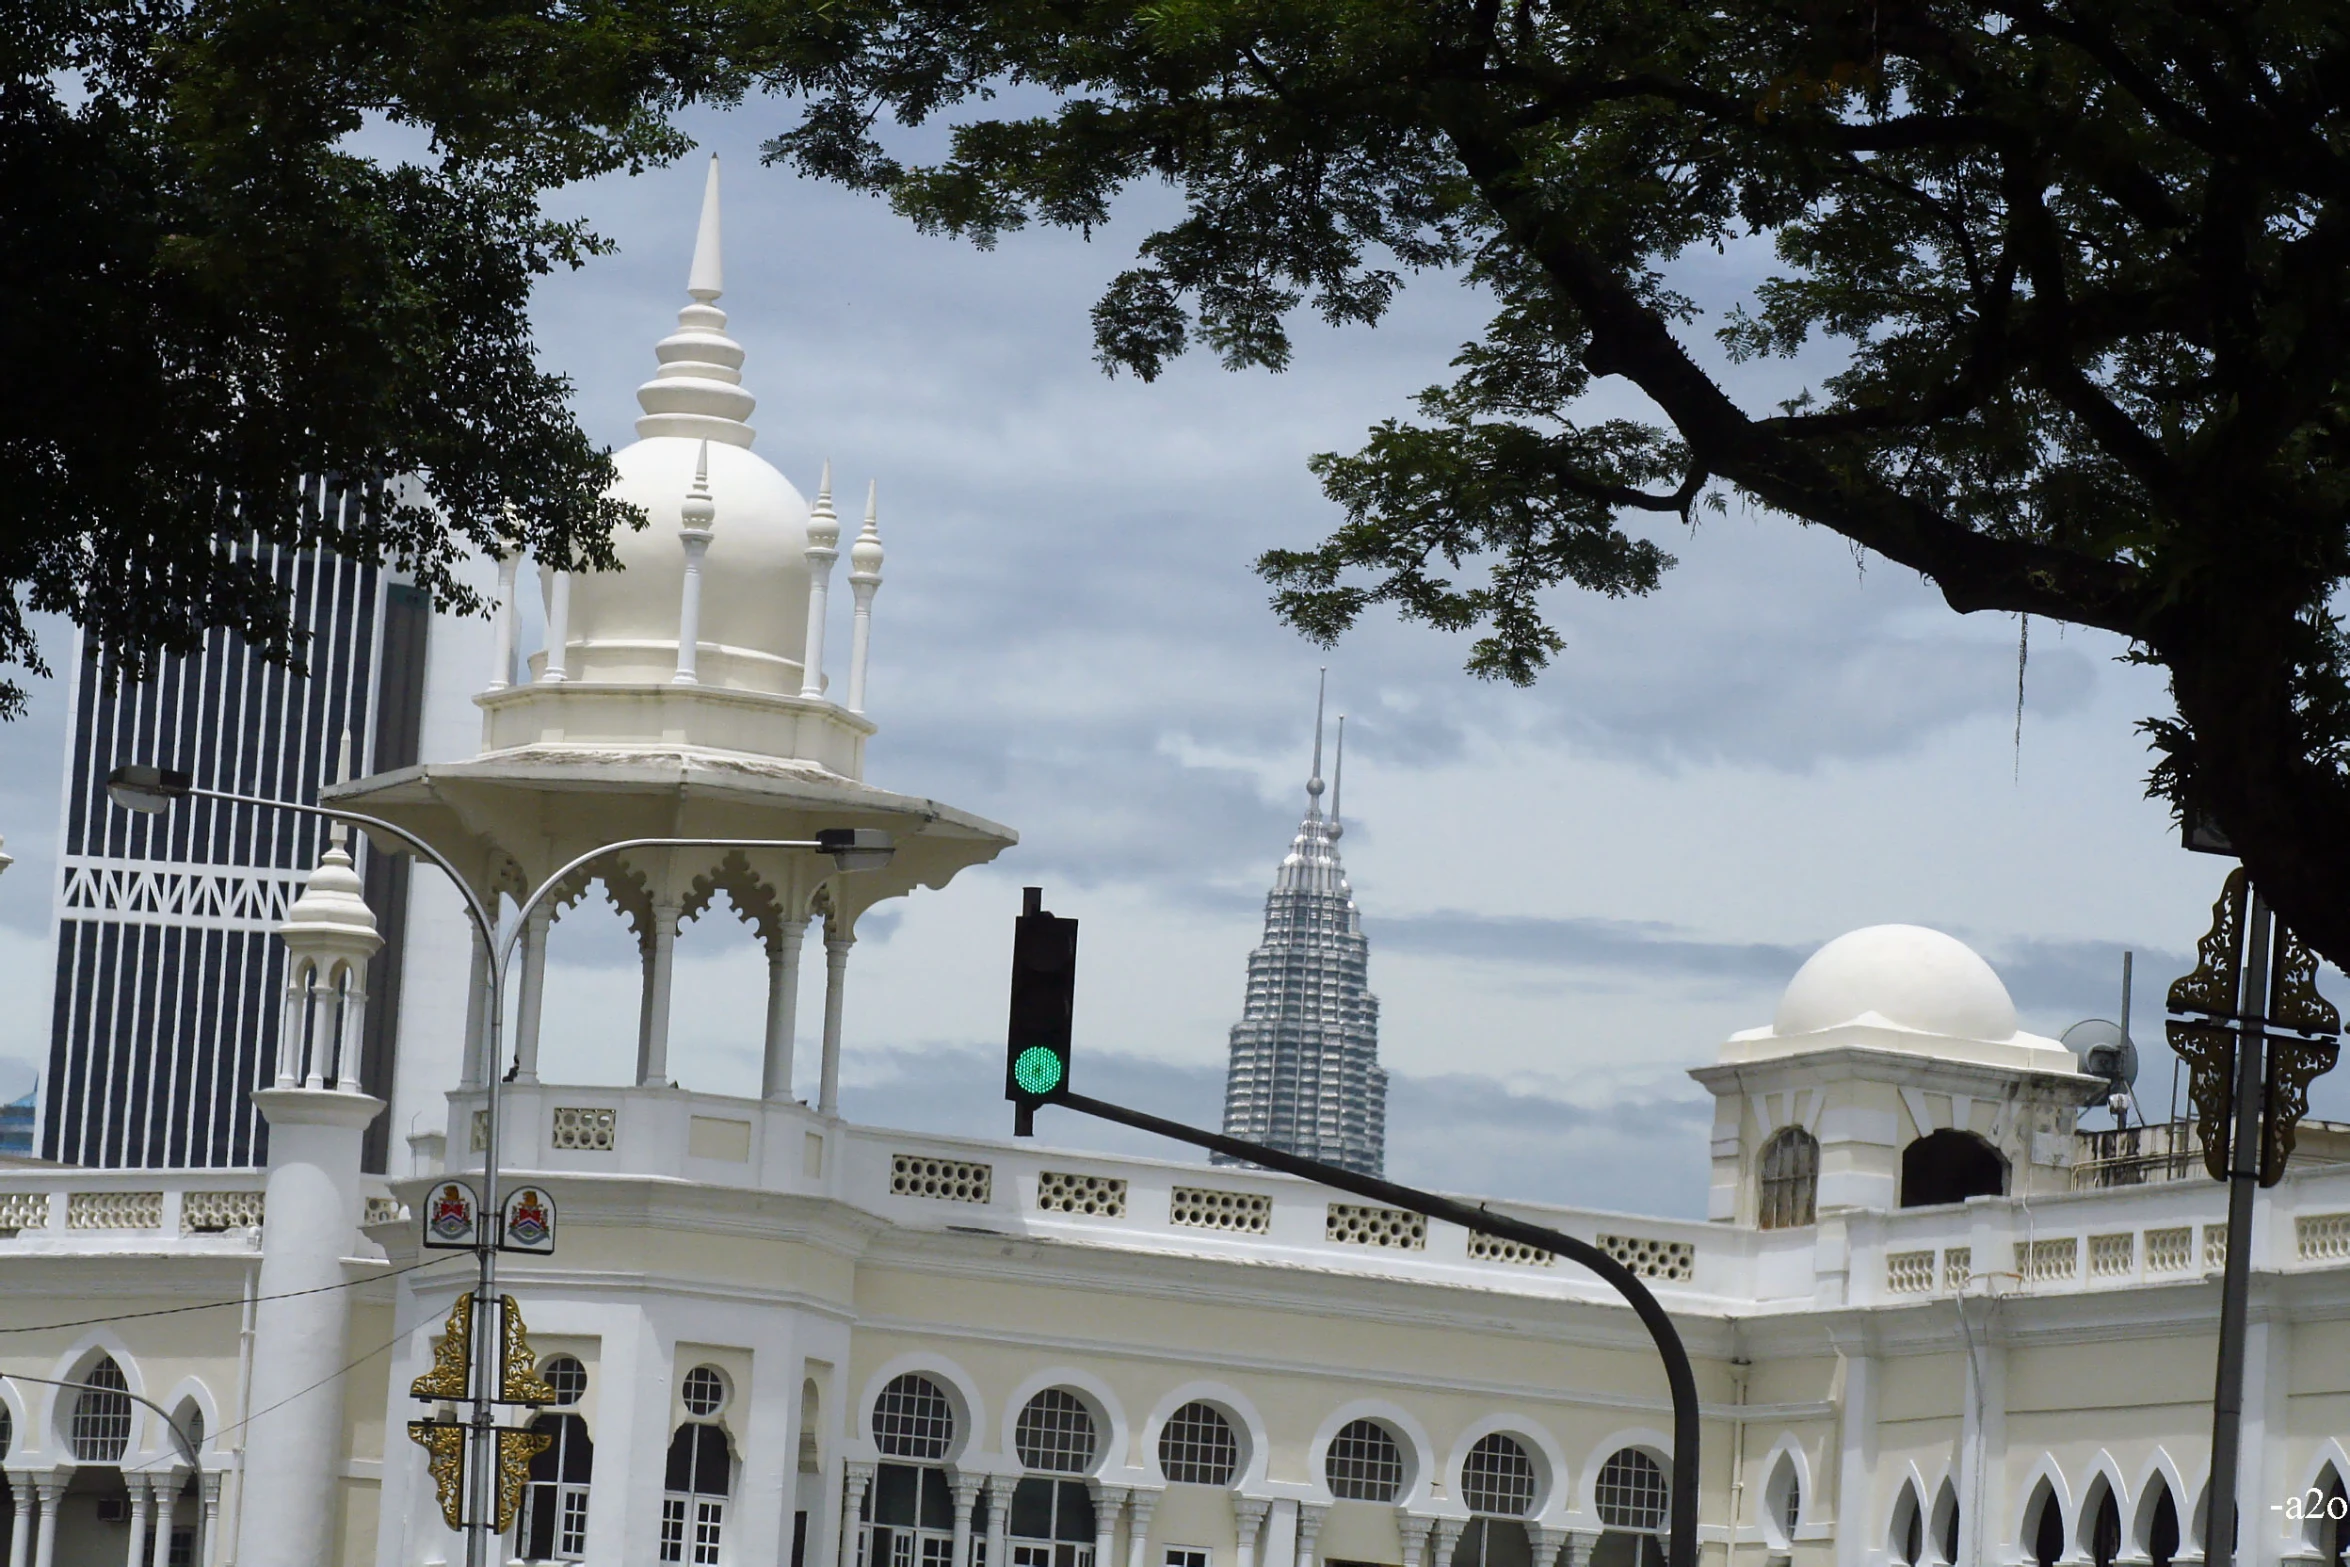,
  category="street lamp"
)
[104,759,894,1566]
